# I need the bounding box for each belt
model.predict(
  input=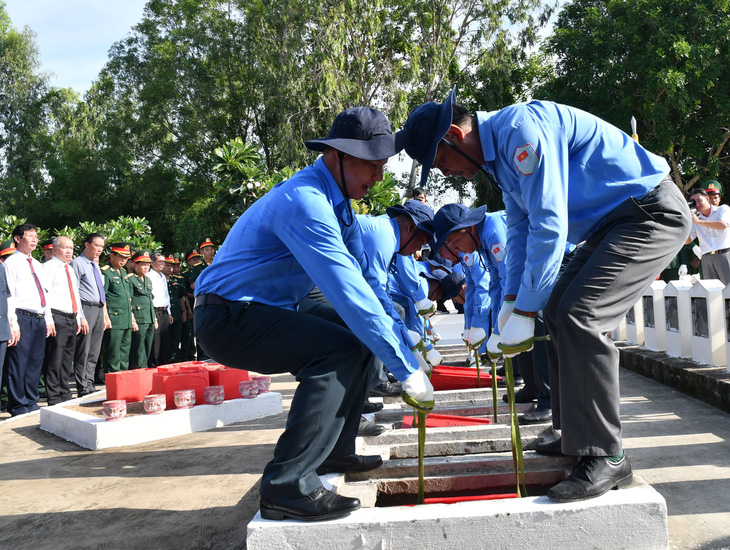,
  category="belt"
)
[154,307,168,312]
[16,308,44,319]
[81,301,103,307]
[194,294,231,309]
[708,248,730,255]
[51,309,76,320]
